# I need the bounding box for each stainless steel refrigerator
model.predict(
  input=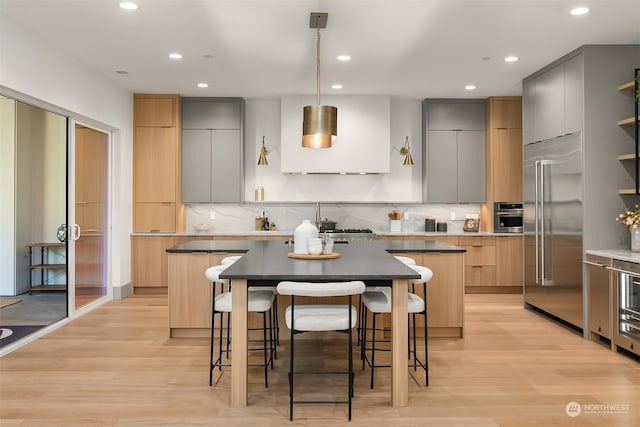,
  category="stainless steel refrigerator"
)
[524,132,584,330]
